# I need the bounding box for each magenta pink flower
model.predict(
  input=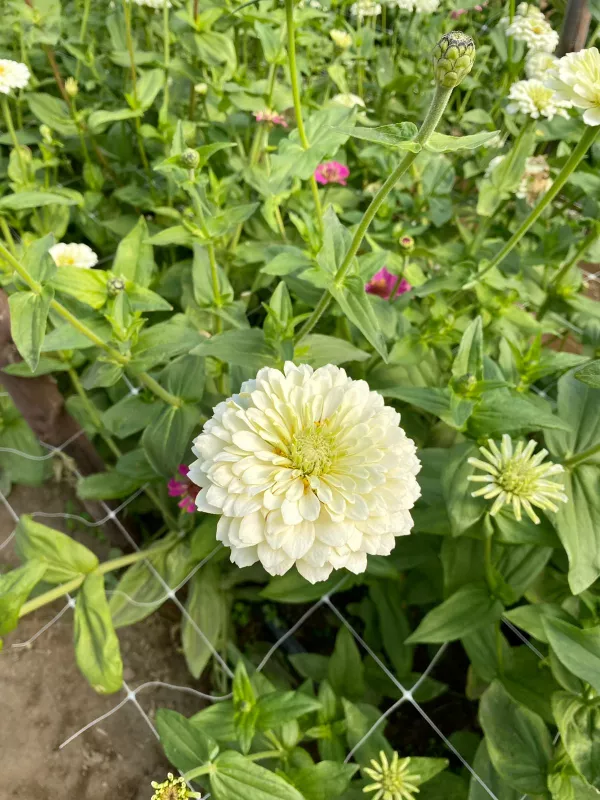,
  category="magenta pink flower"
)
[314,161,350,186]
[365,267,410,300]
[254,109,288,127]
[168,465,199,514]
